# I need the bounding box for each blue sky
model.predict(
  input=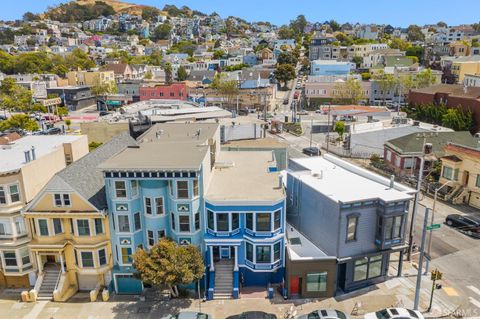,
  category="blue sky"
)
[3,0,480,27]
